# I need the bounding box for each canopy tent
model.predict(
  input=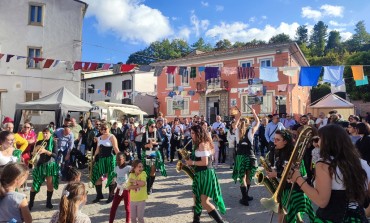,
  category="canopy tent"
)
[308,93,355,119]
[14,87,92,132]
